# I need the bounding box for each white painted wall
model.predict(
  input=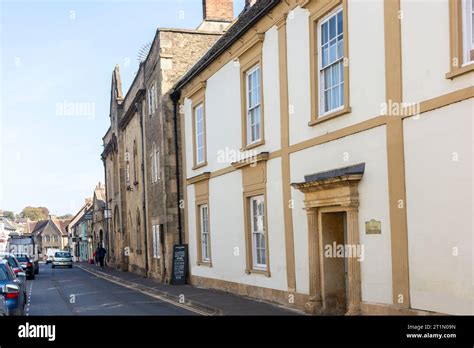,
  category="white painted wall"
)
[286,2,386,146]
[184,61,241,180]
[401,0,473,103]
[404,99,473,315]
[188,160,288,291]
[290,126,393,304]
[261,26,281,153]
[184,26,281,180]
